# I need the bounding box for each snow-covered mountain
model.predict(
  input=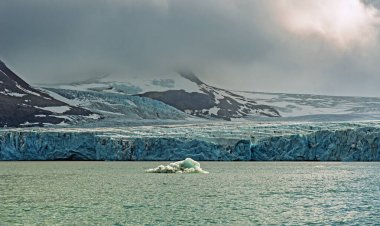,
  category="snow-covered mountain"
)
[37,70,380,124]
[0,60,96,127]
[236,91,380,120]
[43,71,281,121]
